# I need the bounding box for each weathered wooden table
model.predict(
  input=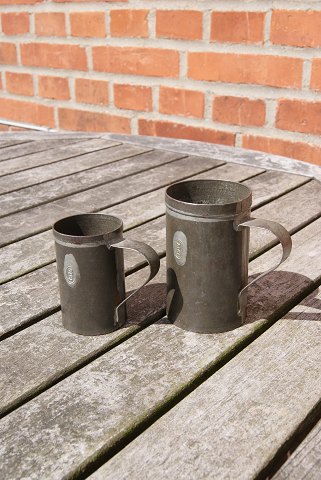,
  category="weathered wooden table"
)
[1,132,321,480]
